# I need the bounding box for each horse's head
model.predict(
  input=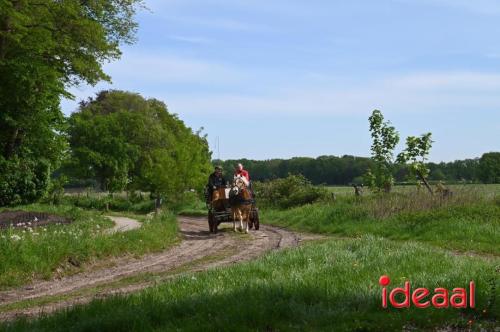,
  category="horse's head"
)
[231,175,249,197]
